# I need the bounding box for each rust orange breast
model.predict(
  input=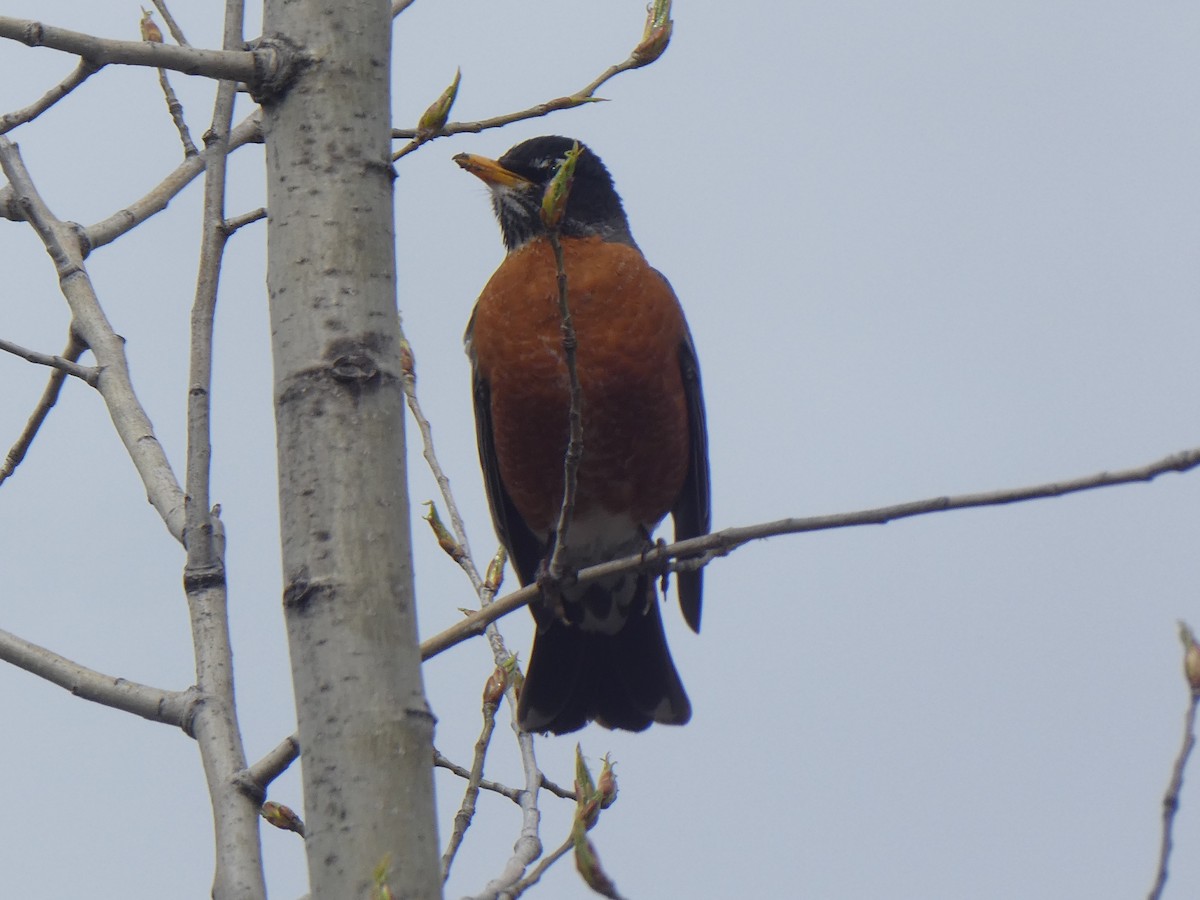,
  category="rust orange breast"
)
[469,236,691,534]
